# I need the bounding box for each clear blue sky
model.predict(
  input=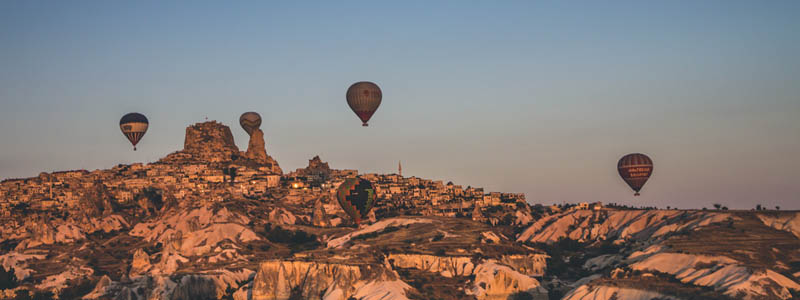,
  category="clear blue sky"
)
[1,1,798,209]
